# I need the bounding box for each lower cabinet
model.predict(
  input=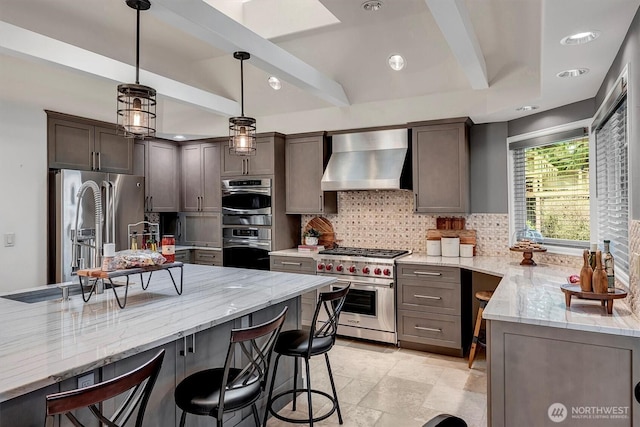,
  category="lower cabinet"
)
[193,249,222,266]
[174,249,192,264]
[396,263,470,356]
[270,255,317,327]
